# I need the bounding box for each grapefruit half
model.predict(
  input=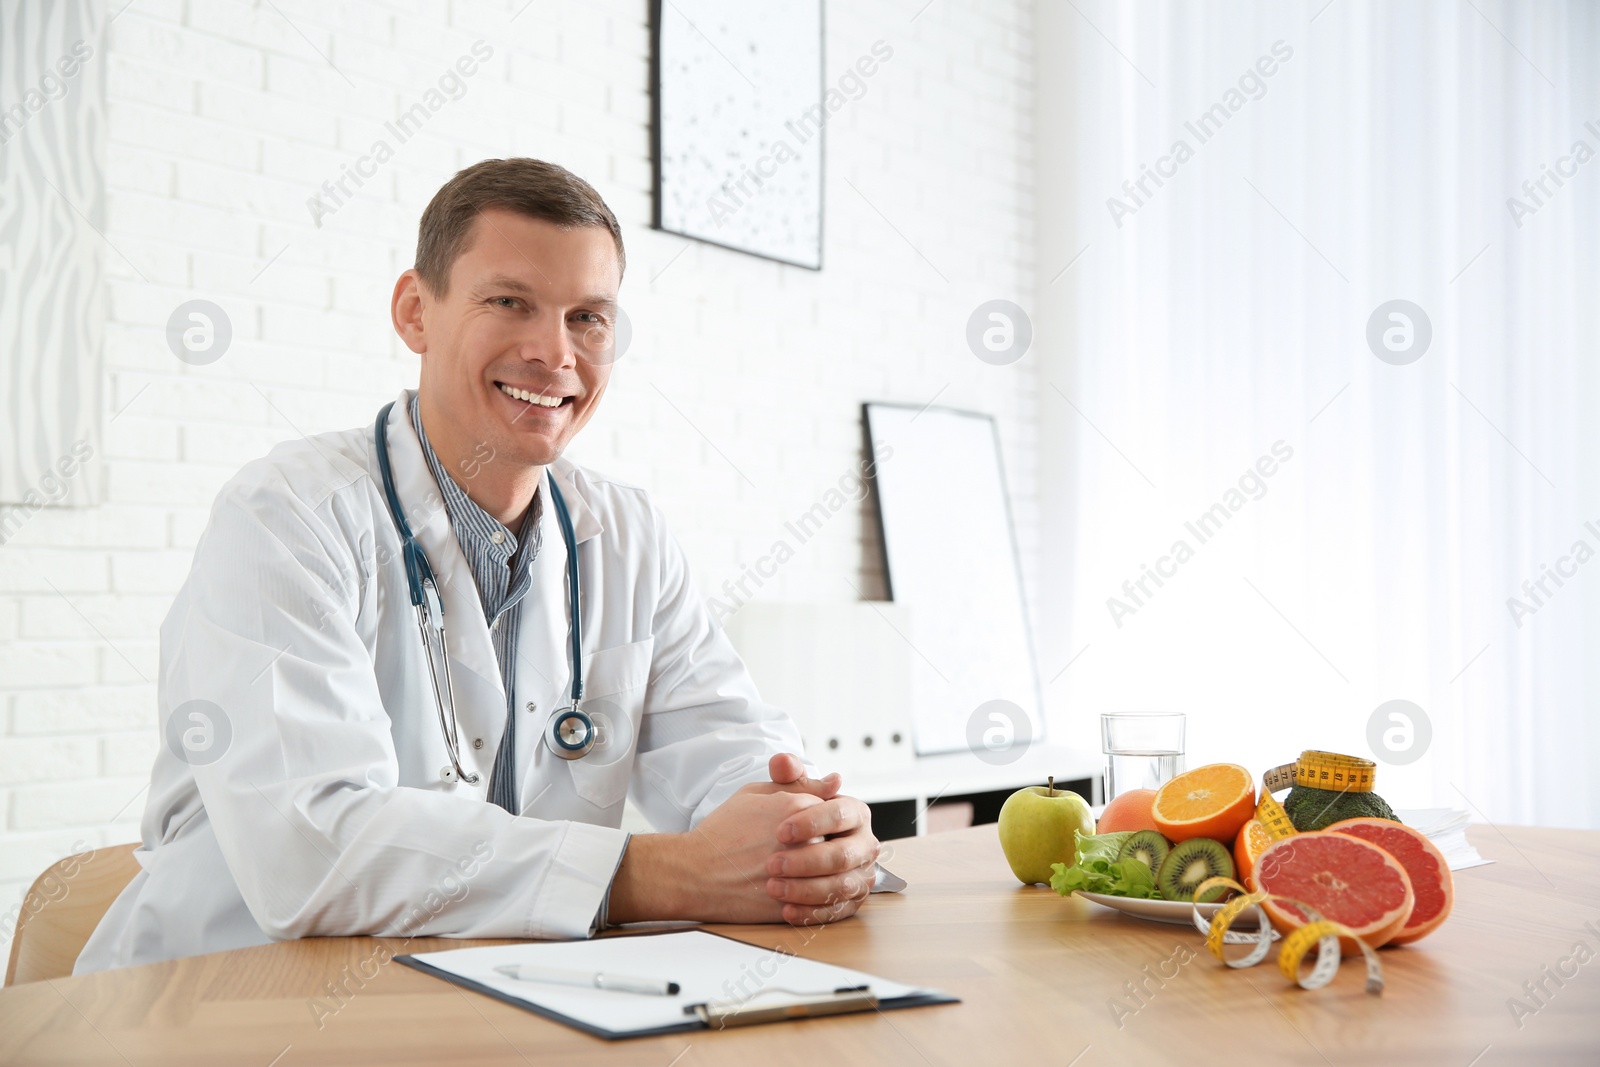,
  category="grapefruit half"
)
[1250,832,1415,950]
[1328,817,1454,944]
